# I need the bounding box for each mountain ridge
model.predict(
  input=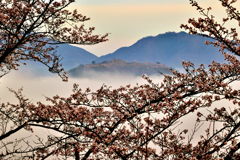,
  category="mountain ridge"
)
[93,31,225,70]
[19,31,226,77]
